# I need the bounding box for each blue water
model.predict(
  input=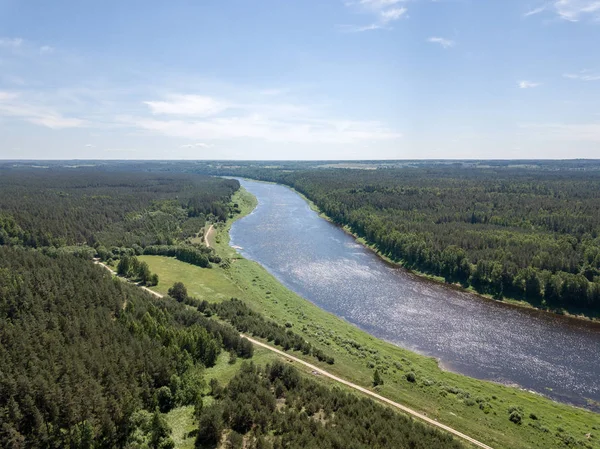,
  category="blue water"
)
[230,179,600,409]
